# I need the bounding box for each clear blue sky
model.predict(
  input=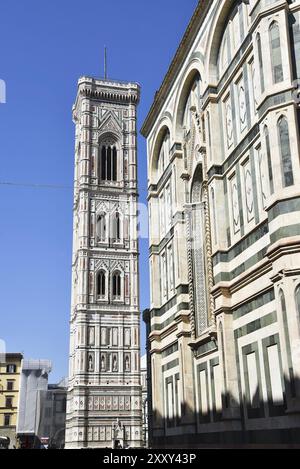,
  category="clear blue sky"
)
[0,0,198,382]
